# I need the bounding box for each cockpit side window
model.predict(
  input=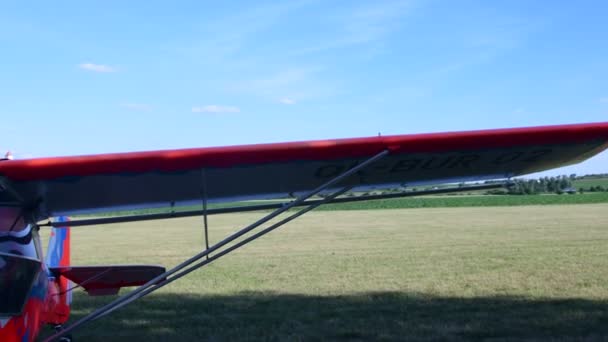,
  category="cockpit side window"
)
[0,253,41,316]
[0,207,41,316]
